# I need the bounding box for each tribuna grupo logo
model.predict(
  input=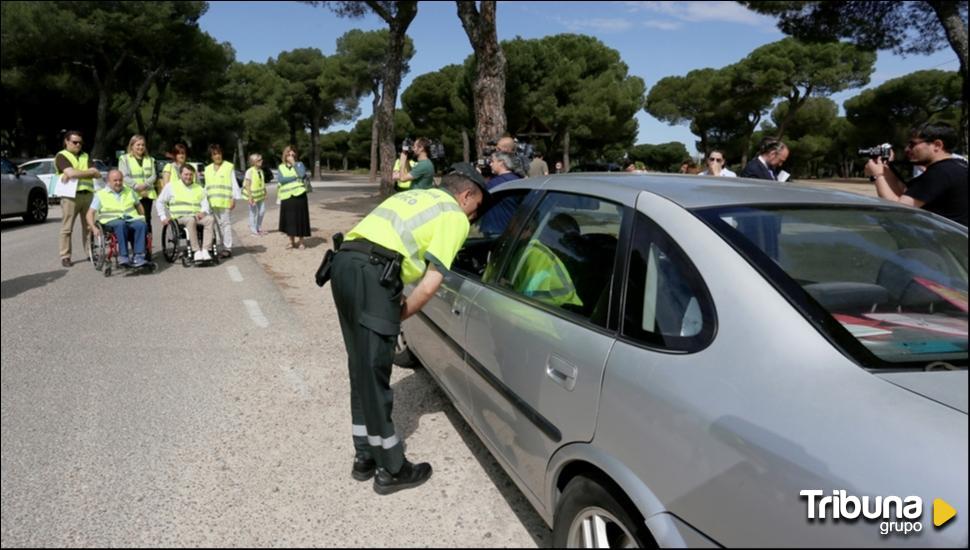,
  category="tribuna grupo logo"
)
[800,490,957,536]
